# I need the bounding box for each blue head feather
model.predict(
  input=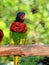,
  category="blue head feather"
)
[16,12,25,22]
